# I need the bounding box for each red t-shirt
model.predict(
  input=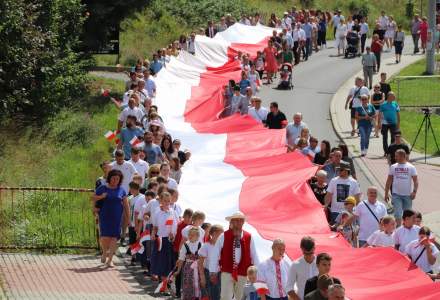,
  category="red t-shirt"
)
[371,40,382,53]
